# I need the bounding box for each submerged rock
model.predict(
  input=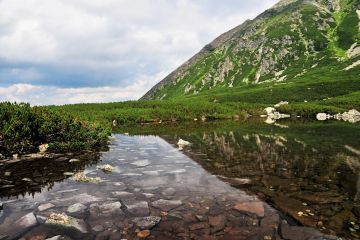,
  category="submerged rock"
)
[38,203,55,212]
[45,213,88,233]
[217,176,251,186]
[151,199,183,211]
[96,164,114,172]
[89,201,123,217]
[111,191,134,198]
[125,201,149,216]
[67,203,87,217]
[132,216,161,230]
[131,160,151,167]
[72,172,101,183]
[233,201,265,217]
[15,212,38,231]
[280,222,323,240]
